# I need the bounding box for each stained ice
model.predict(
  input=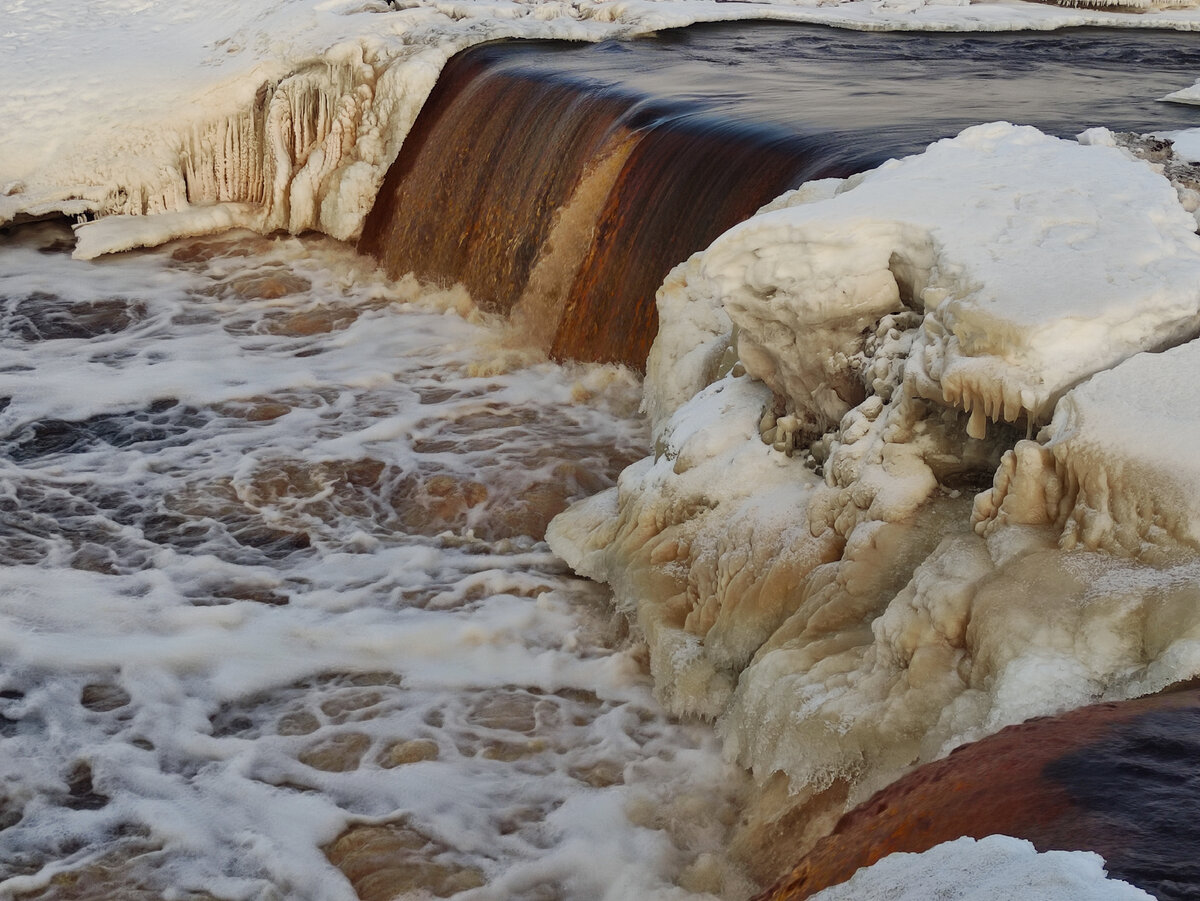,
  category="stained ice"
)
[549,120,1200,835]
